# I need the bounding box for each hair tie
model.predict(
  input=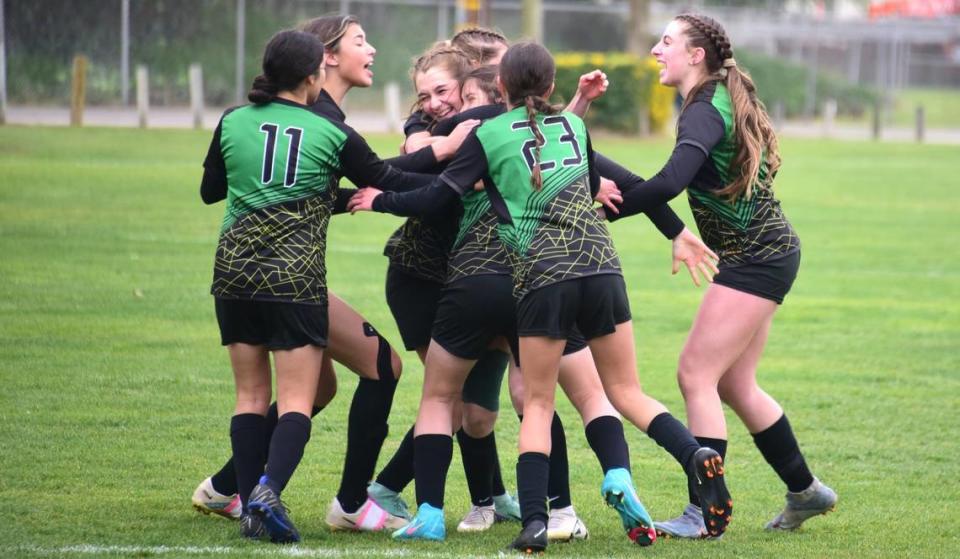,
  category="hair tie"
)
[723,58,737,68]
